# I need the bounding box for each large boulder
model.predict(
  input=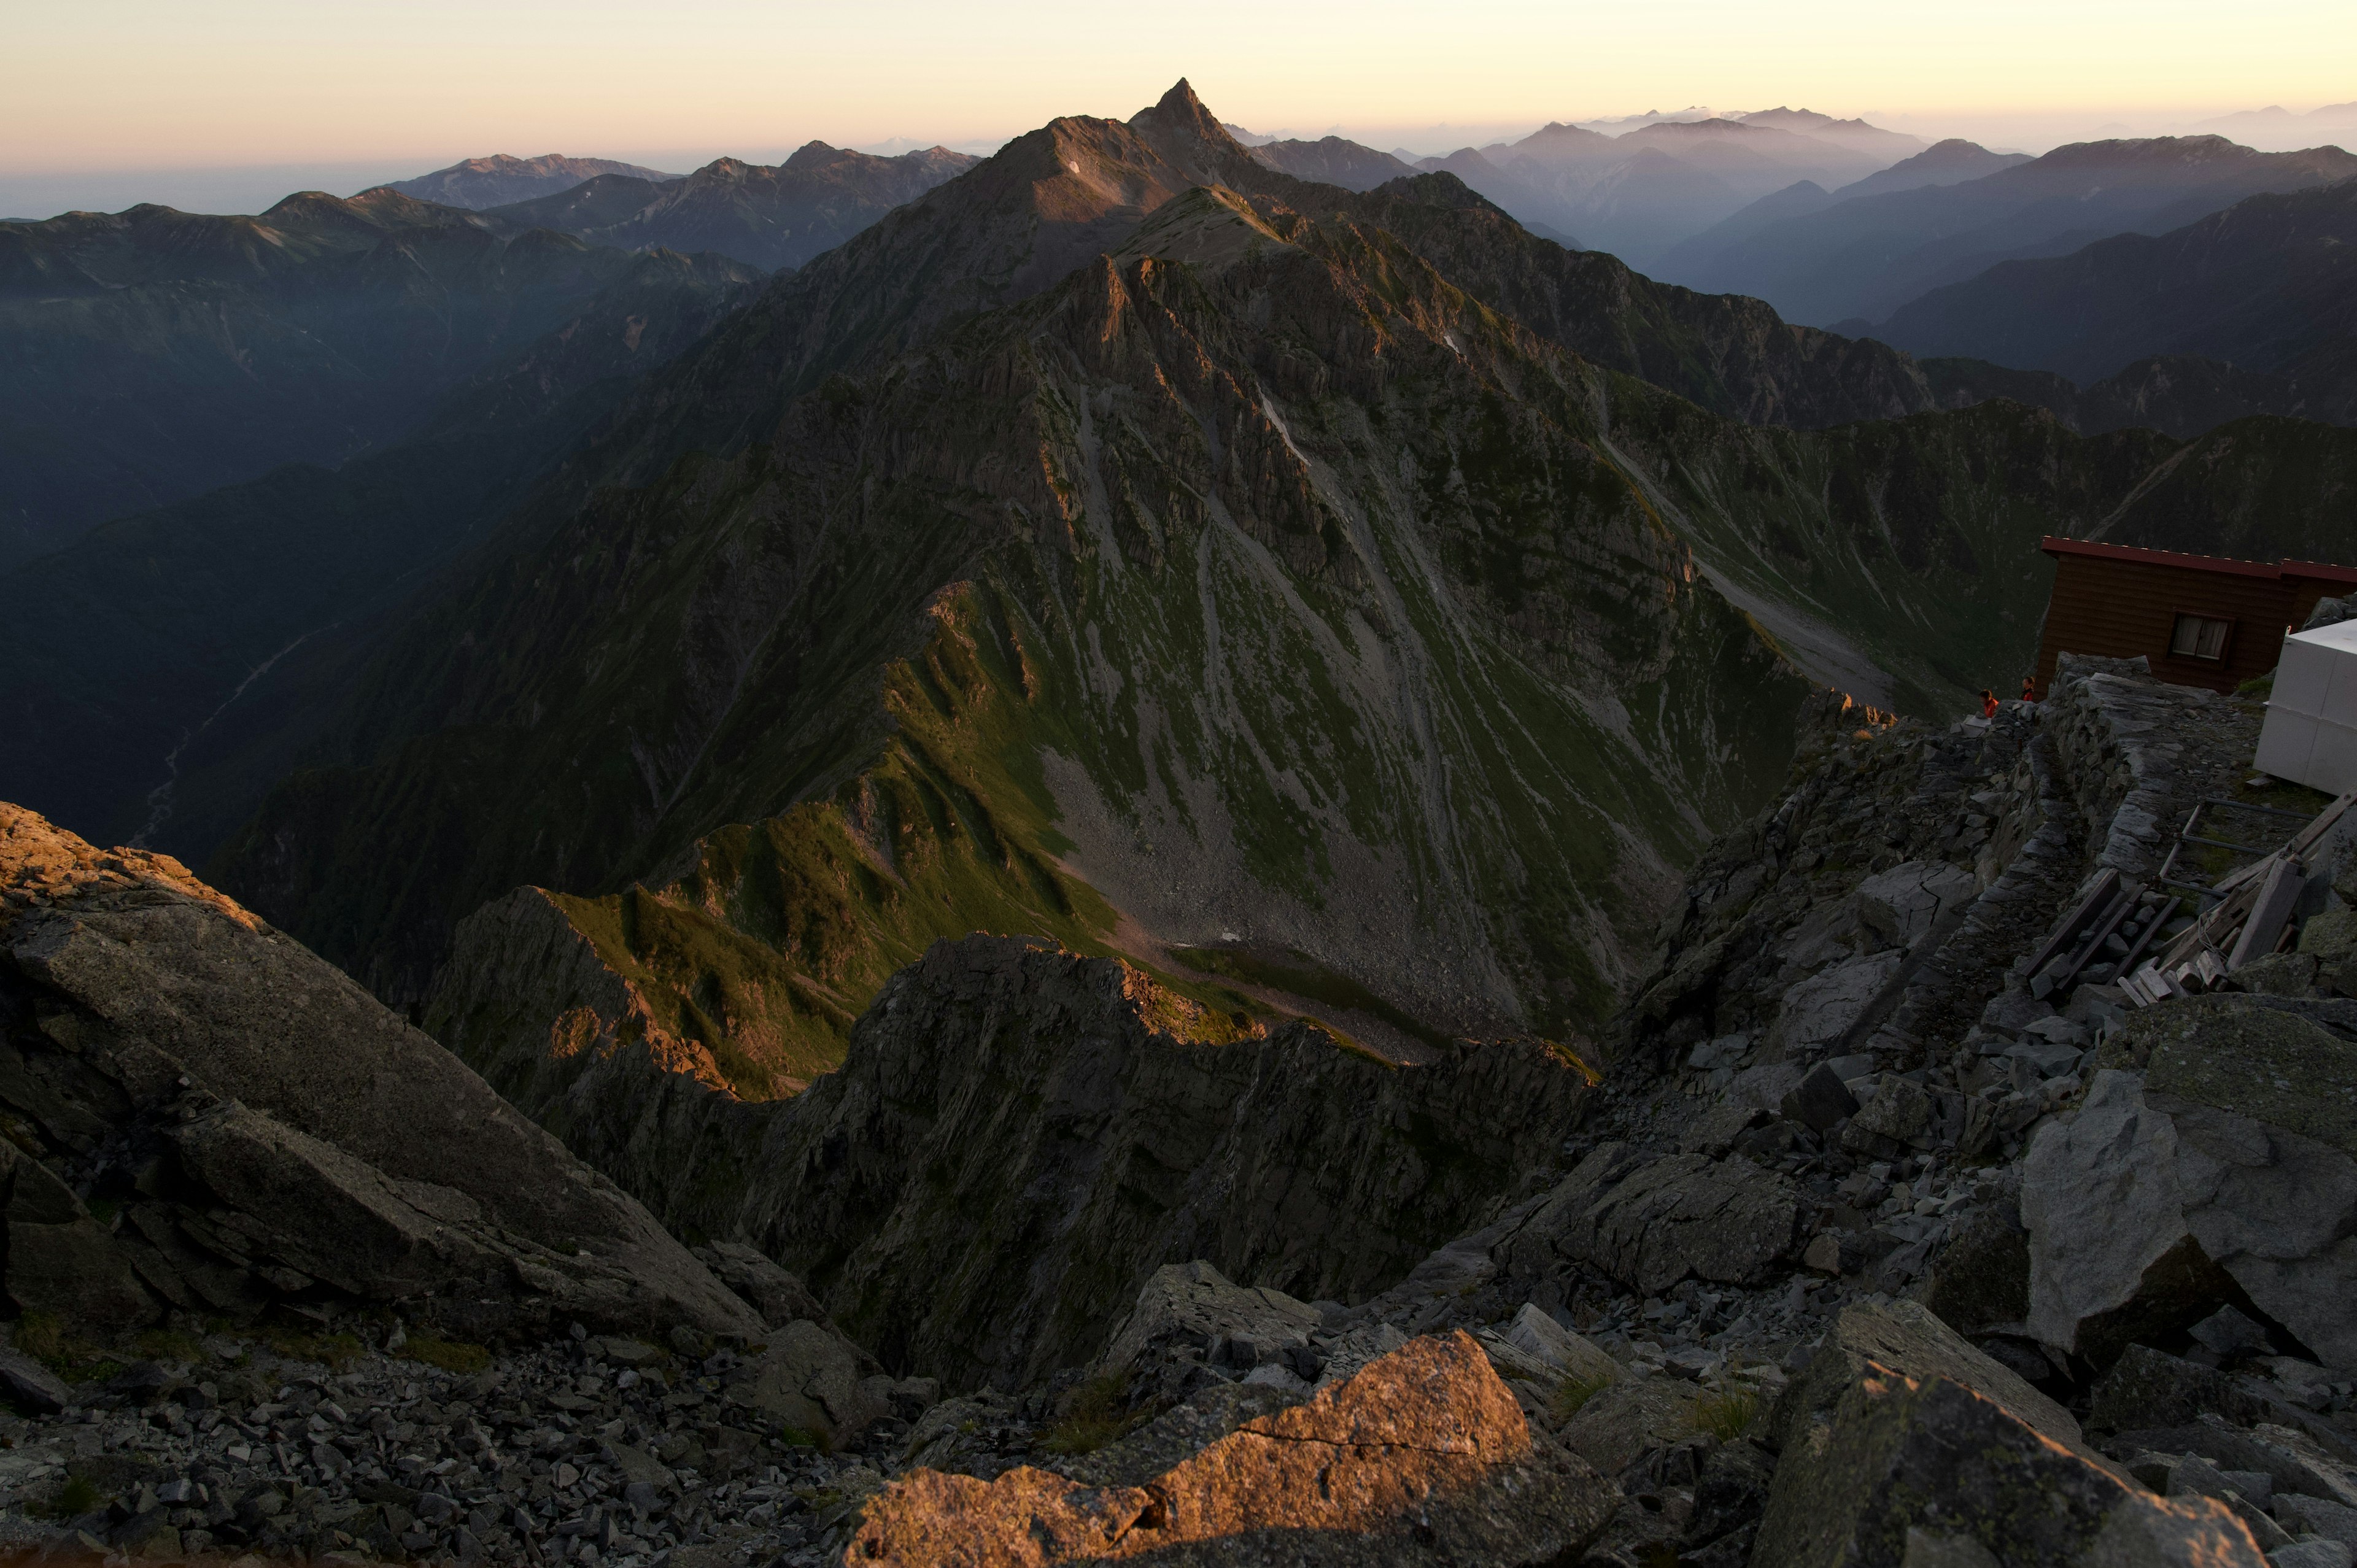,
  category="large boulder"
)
[843,1331,1618,1564]
[1771,1300,2087,1462]
[726,1318,890,1446]
[0,803,759,1340]
[2023,998,2357,1370]
[1093,1260,1324,1396]
[1752,1364,2265,1567]
[1771,952,1904,1057]
[1503,1142,1803,1295]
